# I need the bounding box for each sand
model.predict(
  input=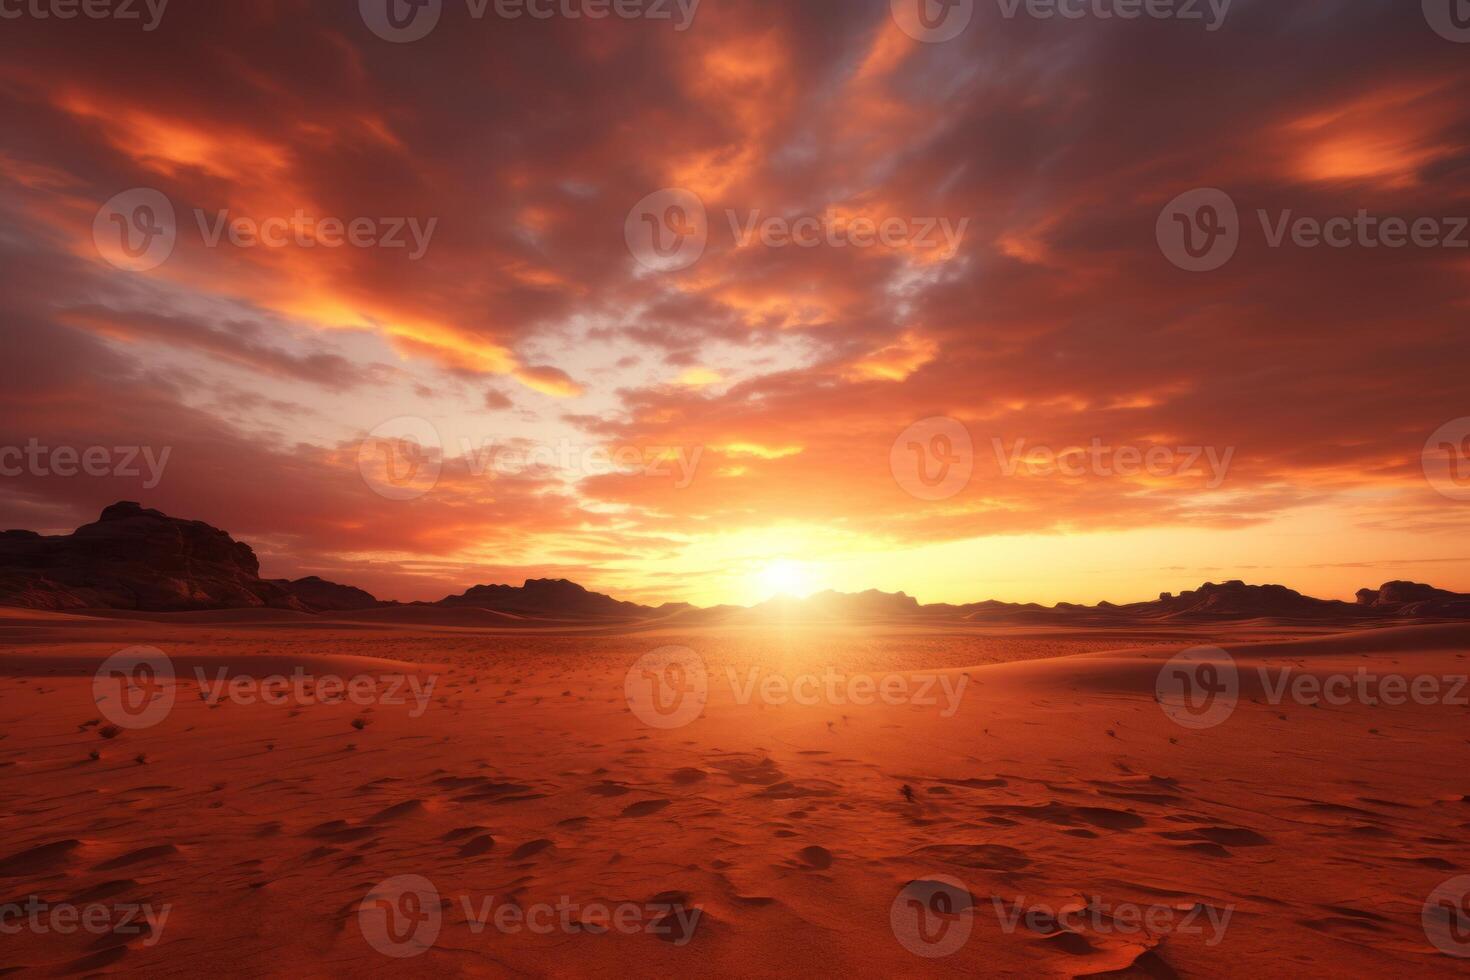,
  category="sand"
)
[0,610,1467,976]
